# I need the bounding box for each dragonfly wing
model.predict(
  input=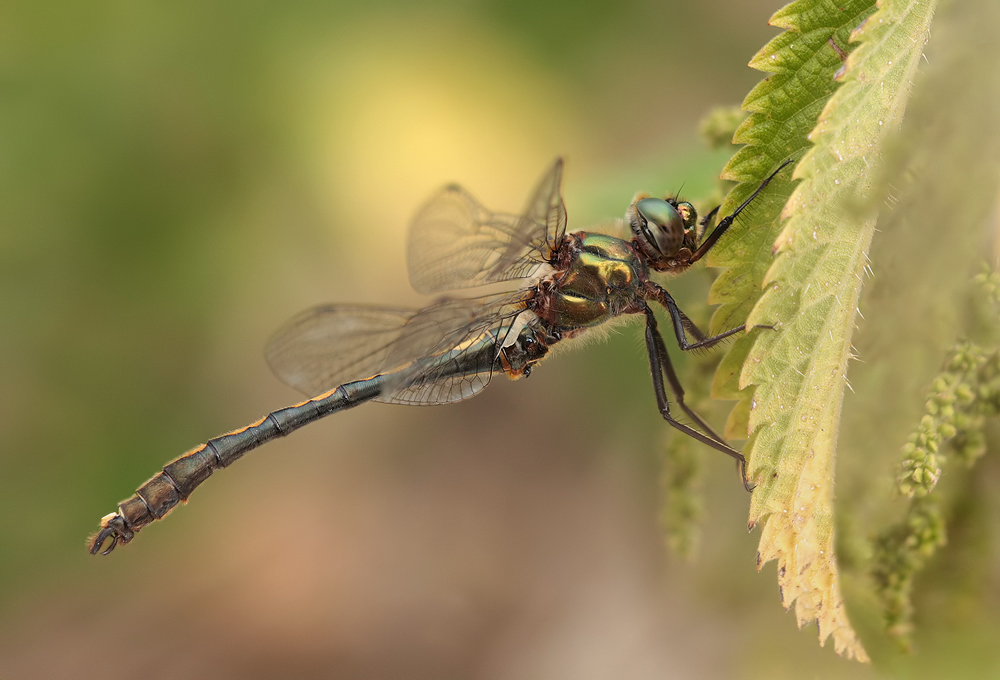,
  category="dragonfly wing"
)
[492,158,567,277]
[267,293,529,405]
[383,361,492,405]
[406,159,566,294]
[377,292,530,405]
[265,305,415,396]
[407,186,535,293]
